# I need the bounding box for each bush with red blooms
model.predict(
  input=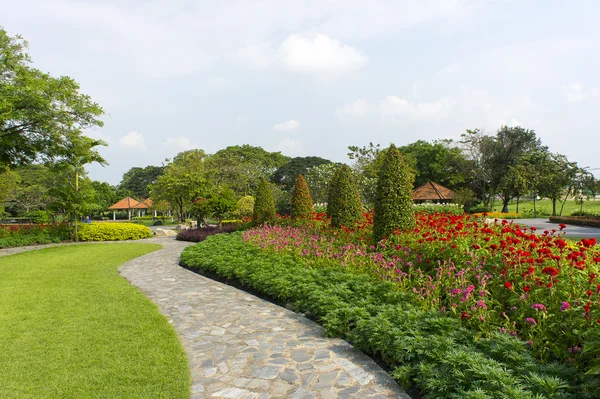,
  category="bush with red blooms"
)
[176,223,240,243]
[243,211,600,372]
